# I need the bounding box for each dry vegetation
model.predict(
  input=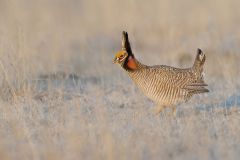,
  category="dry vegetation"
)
[0,0,240,160]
